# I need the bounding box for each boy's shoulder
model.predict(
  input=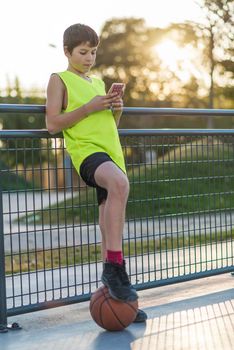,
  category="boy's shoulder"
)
[53,71,105,92]
[56,71,104,86]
